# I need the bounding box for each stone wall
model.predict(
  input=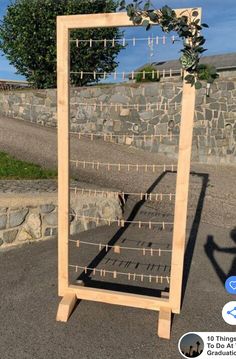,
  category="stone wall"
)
[0,184,122,249]
[0,77,235,164]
